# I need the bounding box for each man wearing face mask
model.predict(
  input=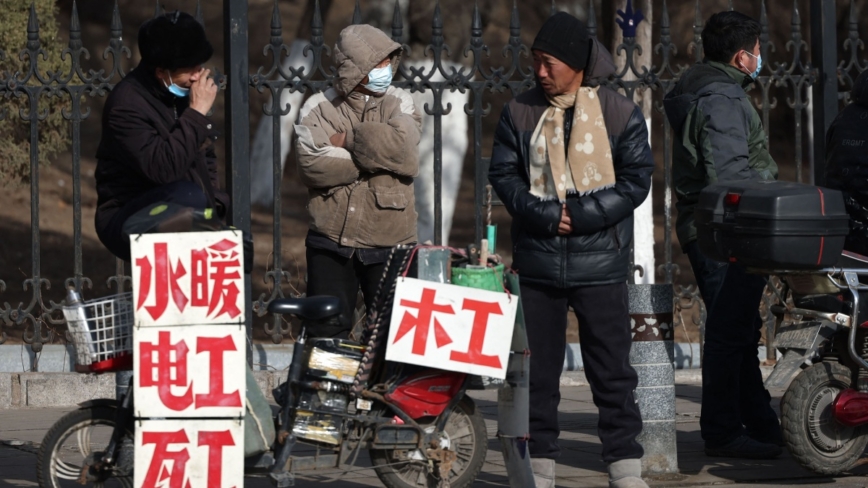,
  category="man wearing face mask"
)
[94,11,228,261]
[664,11,779,459]
[295,24,421,337]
